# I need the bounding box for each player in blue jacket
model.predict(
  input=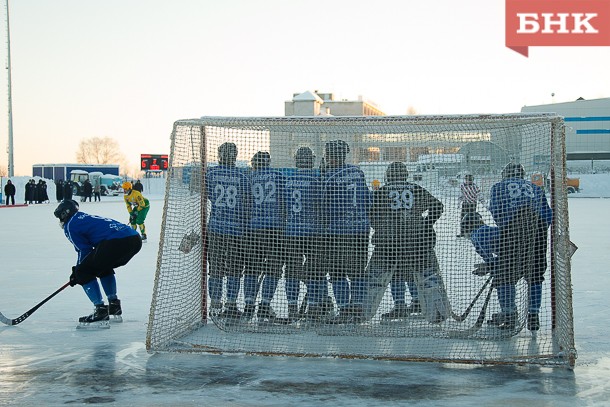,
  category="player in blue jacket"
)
[54,200,142,327]
[283,147,328,322]
[487,163,553,331]
[206,142,251,323]
[321,140,371,323]
[242,151,286,323]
